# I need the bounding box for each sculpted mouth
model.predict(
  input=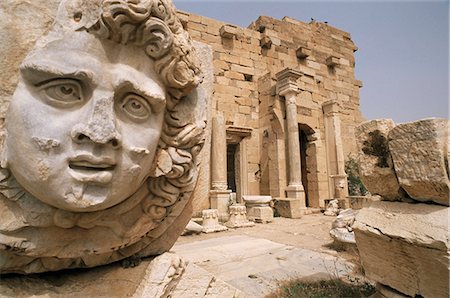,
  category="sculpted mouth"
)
[69,161,116,172]
[68,155,116,184]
